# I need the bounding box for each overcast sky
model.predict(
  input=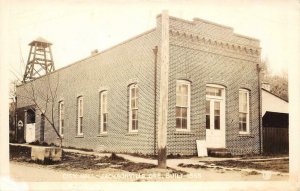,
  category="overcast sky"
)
[4,0,300,81]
